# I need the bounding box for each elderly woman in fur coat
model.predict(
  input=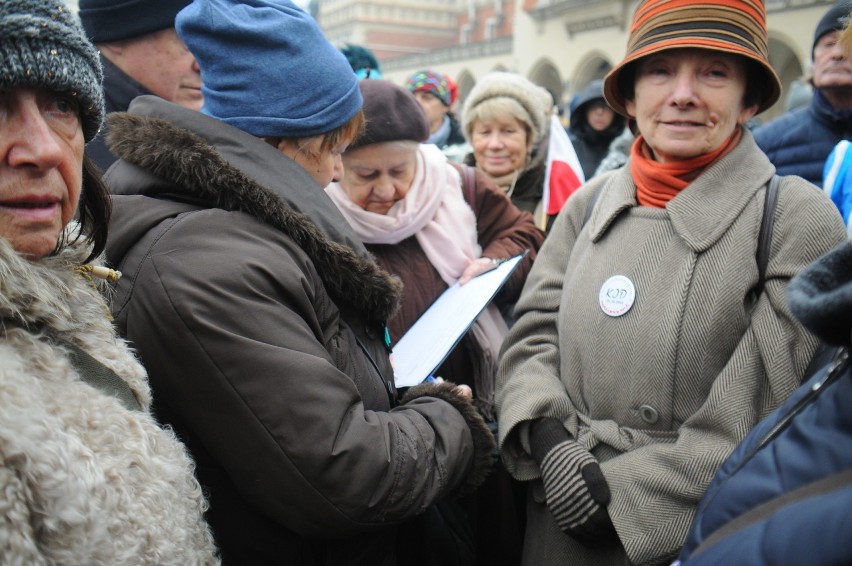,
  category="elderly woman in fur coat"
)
[0,1,218,564]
